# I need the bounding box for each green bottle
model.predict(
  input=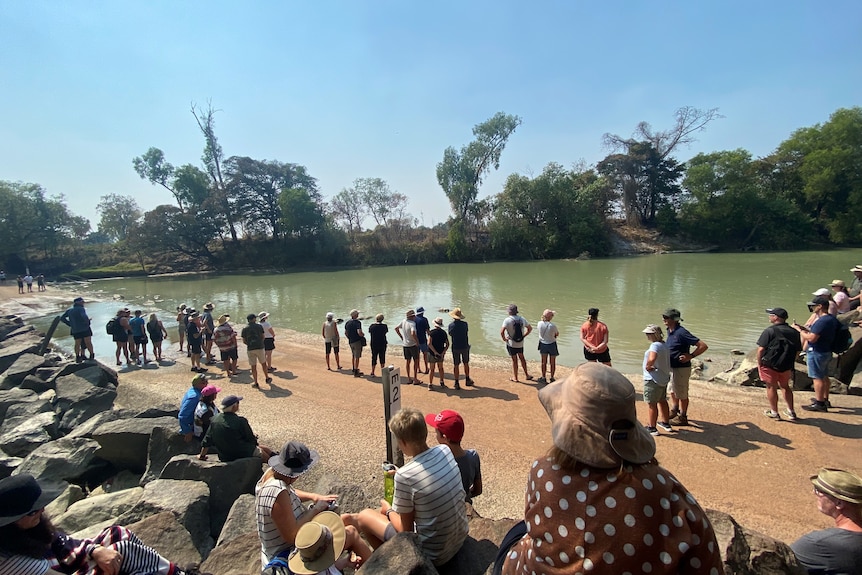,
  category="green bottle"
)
[383,462,397,504]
